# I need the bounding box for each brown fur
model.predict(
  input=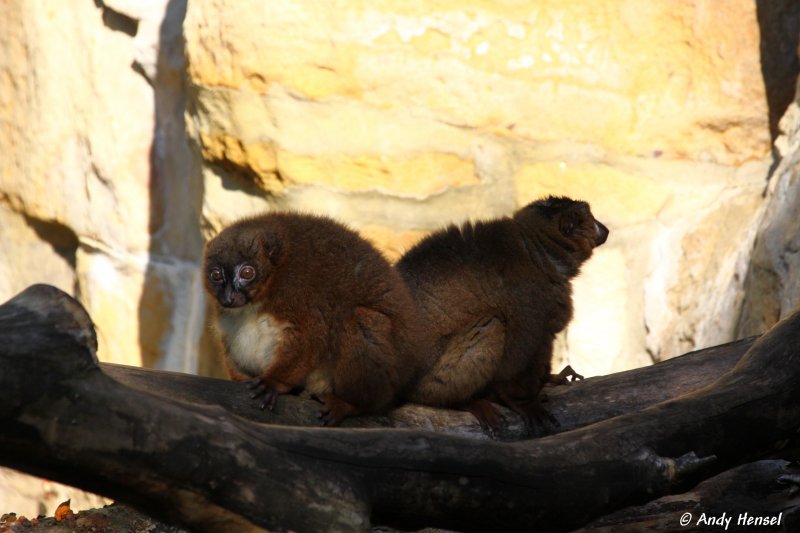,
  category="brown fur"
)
[397,196,608,434]
[203,212,428,425]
